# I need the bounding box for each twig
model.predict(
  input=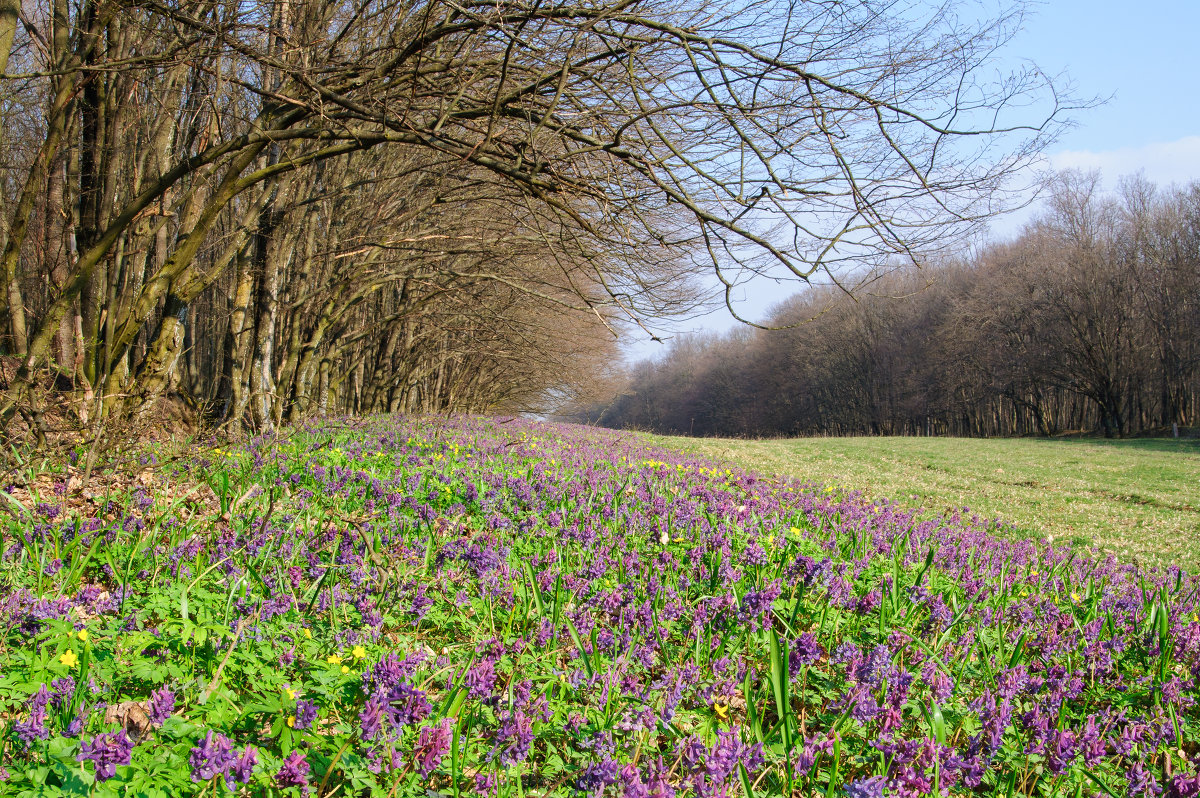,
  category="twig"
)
[199,615,252,703]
